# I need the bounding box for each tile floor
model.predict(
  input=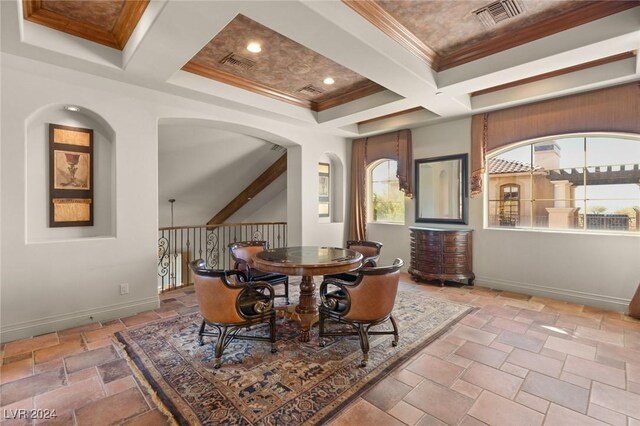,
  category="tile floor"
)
[1,274,639,425]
